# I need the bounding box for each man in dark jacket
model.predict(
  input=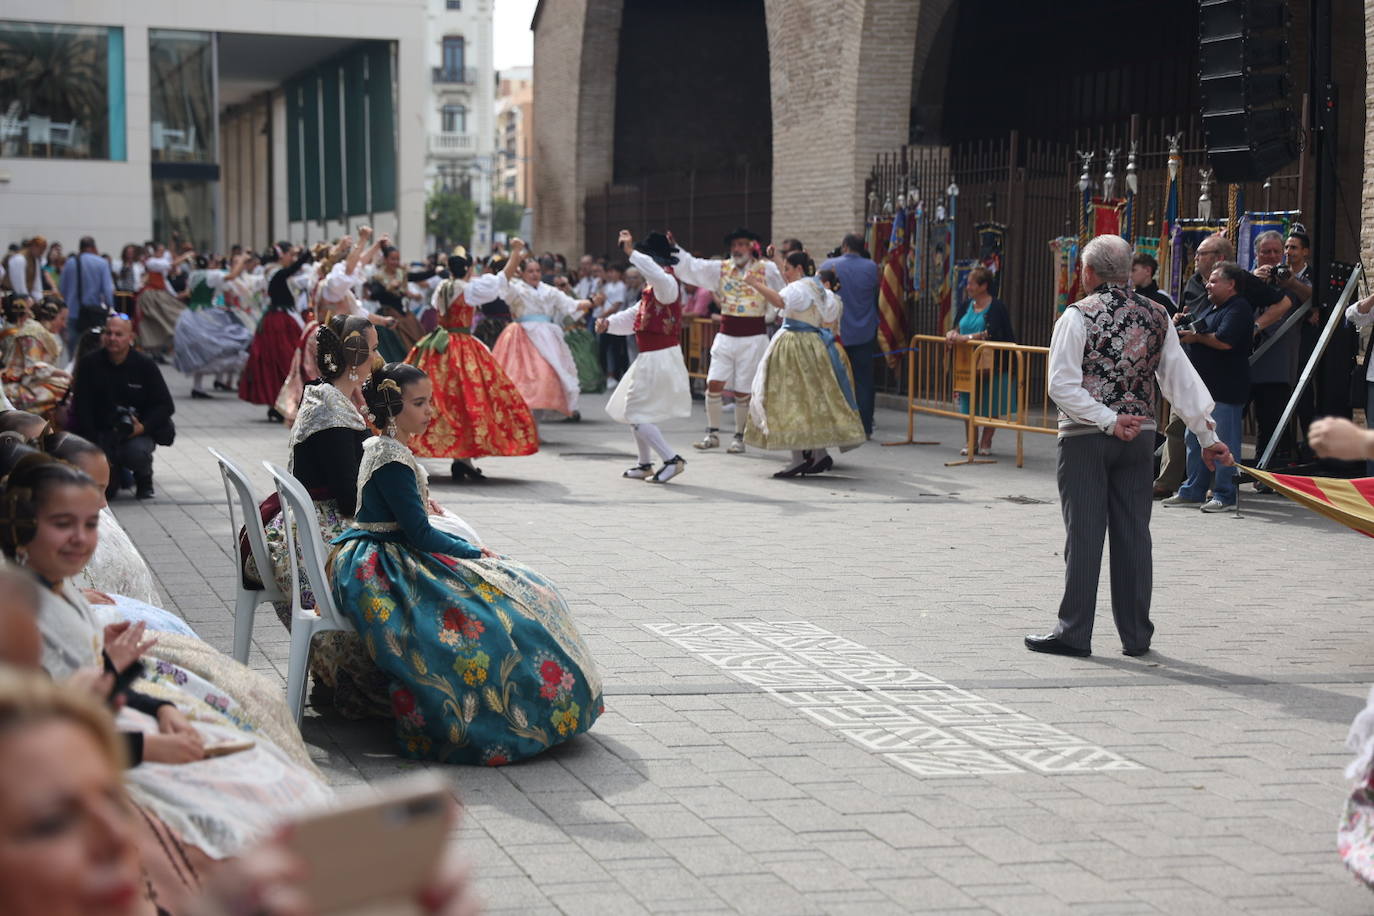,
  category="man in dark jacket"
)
[73,315,174,499]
